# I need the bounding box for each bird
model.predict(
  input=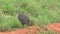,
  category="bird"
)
[18,5,34,27]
